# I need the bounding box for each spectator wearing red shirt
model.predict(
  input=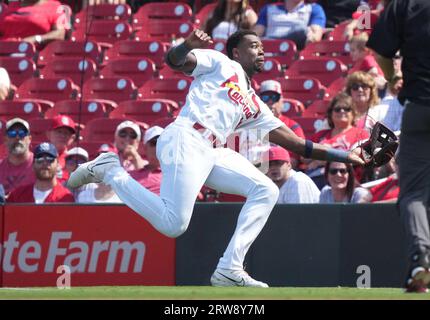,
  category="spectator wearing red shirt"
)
[0,0,70,48]
[114,120,146,172]
[47,115,76,181]
[8,142,74,203]
[129,126,163,195]
[259,80,306,169]
[0,118,35,196]
[369,158,399,203]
